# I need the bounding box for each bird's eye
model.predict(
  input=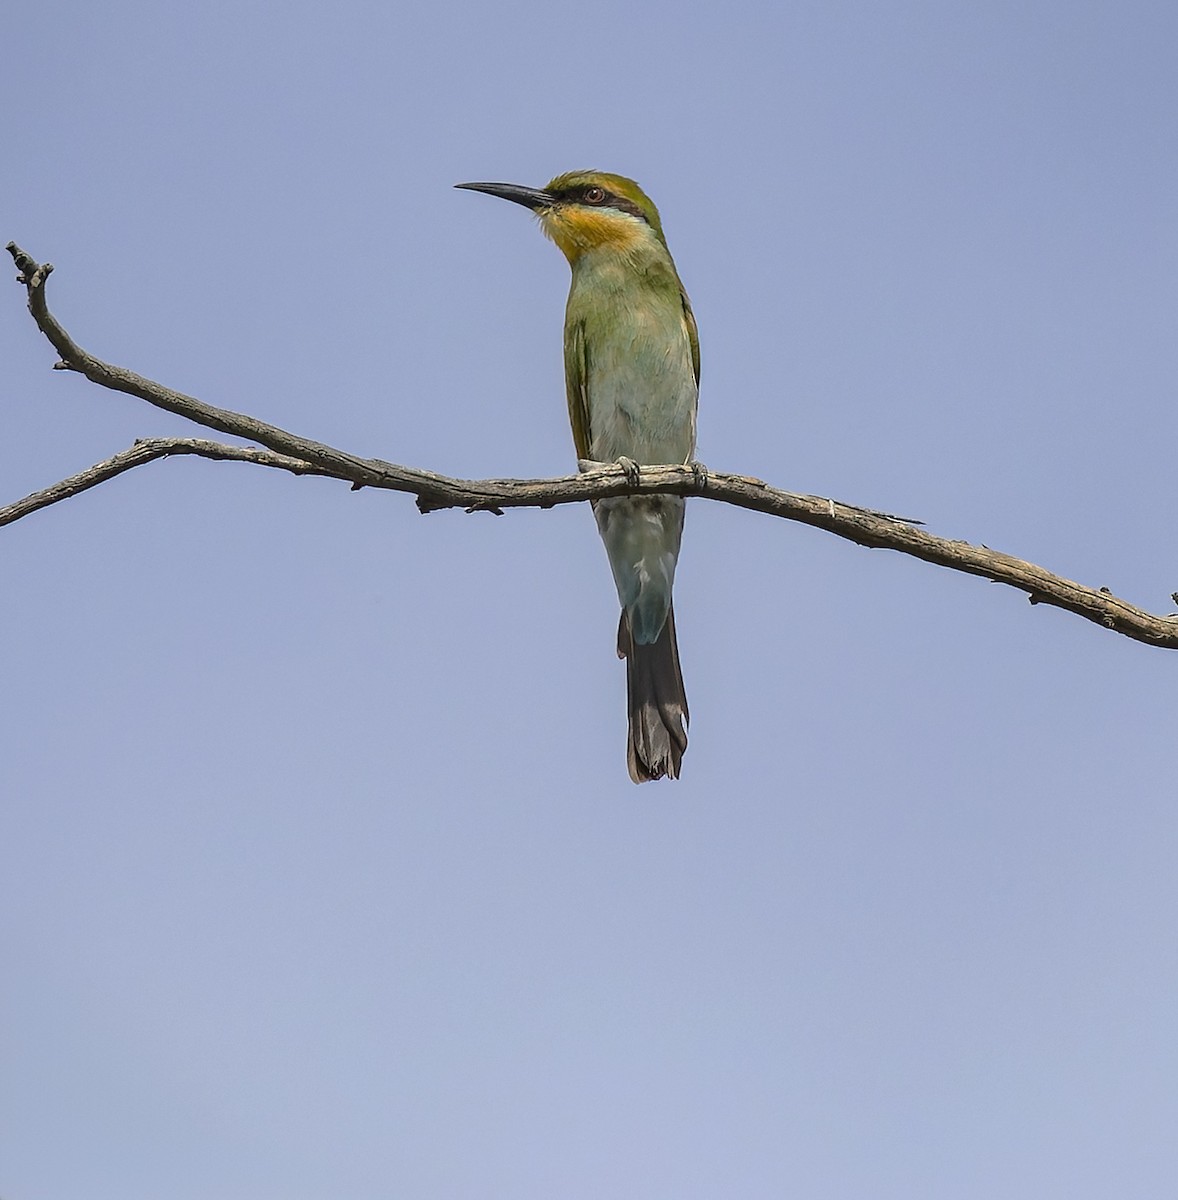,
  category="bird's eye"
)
[584,186,606,204]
